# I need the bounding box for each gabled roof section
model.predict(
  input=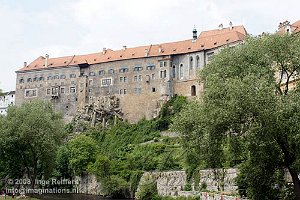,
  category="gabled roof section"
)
[17,25,247,72]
